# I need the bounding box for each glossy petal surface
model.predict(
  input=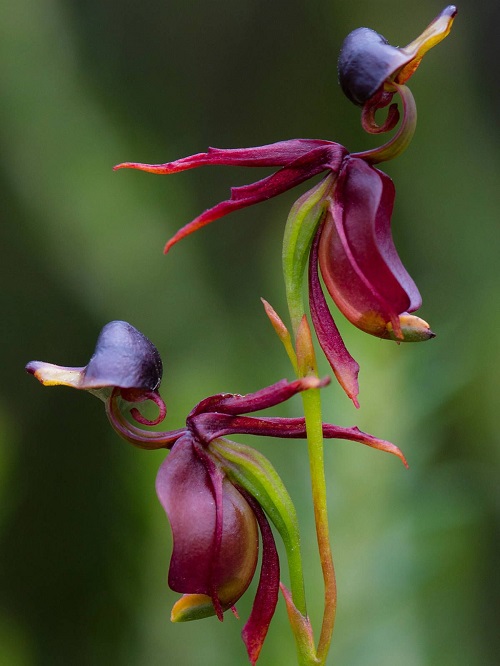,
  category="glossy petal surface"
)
[319,157,421,338]
[338,27,411,106]
[156,437,258,608]
[188,377,324,421]
[82,320,162,390]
